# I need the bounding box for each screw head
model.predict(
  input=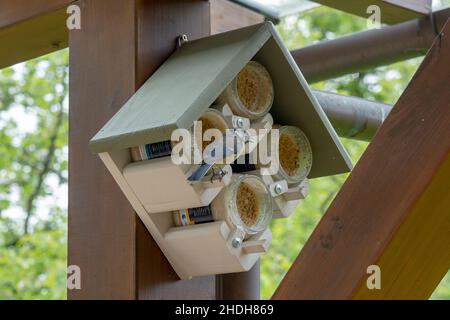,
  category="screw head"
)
[231,238,242,248]
[236,118,245,128]
[274,184,284,195]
